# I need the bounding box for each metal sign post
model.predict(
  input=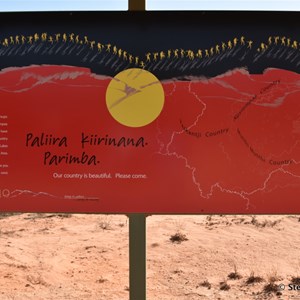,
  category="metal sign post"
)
[128,0,145,11]
[126,4,146,300]
[129,214,146,300]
